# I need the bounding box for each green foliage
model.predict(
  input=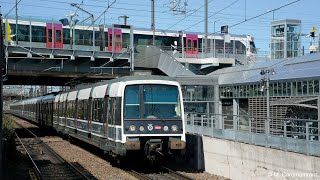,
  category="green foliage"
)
[3,115,15,139]
[2,115,16,159]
